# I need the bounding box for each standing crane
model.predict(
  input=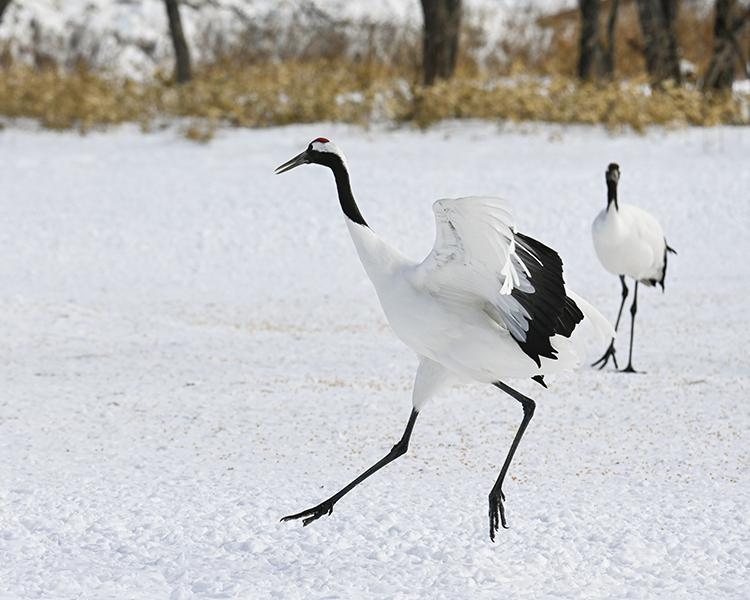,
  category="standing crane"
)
[592,163,676,372]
